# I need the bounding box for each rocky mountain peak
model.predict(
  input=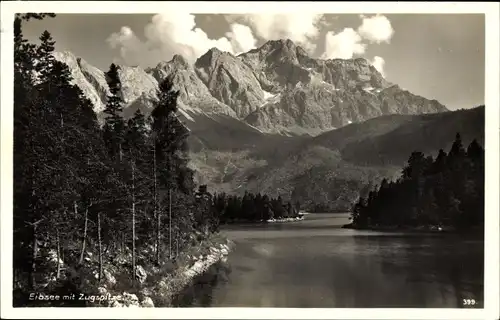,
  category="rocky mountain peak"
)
[170,54,191,69]
[207,46,223,54]
[194,46,264,118]
[54,39,448,137]
[353,57,370,66]
[195,47,234,69]
[150,55,191,82]
[267,38,296,49]
[248,38,300,64]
